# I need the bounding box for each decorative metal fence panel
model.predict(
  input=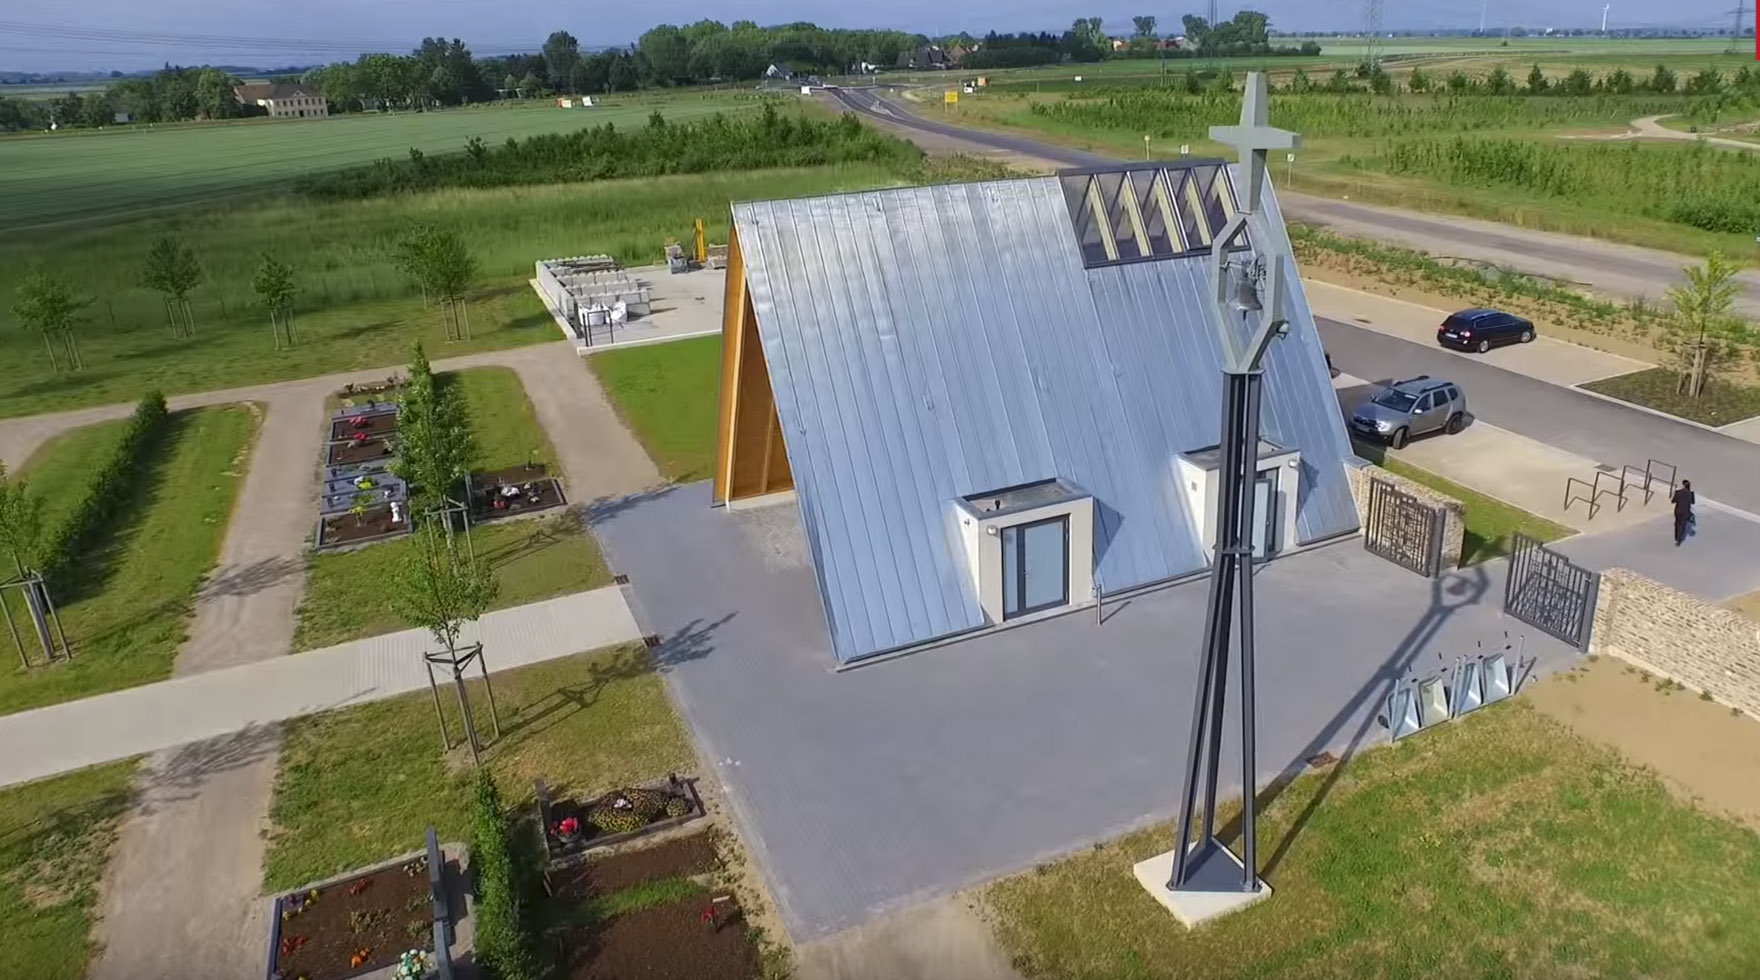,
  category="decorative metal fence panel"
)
[1503,532,1599,650]
[1364,477,1443,578]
